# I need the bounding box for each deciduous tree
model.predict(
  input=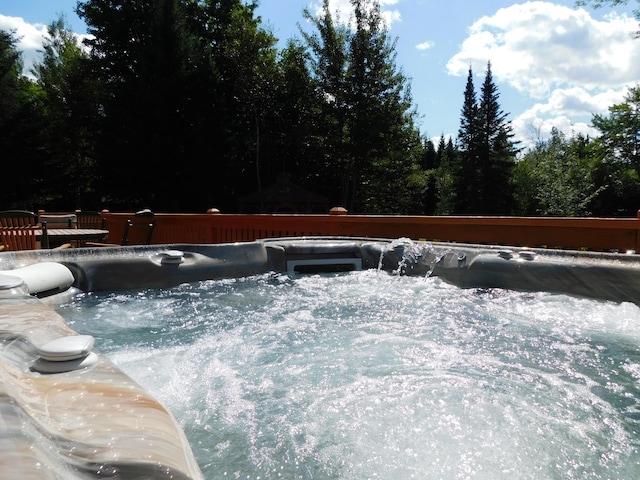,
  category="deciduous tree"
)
[270,40,320,186]
[31,17,101,210]
[512,128,601,216]
[76,0,279,211]
[77,0,194,209]
[301,0,422,213]
[0,29,45,208]
[589,85,640,215]
[576,0,640,36]
[592,85,640,169]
